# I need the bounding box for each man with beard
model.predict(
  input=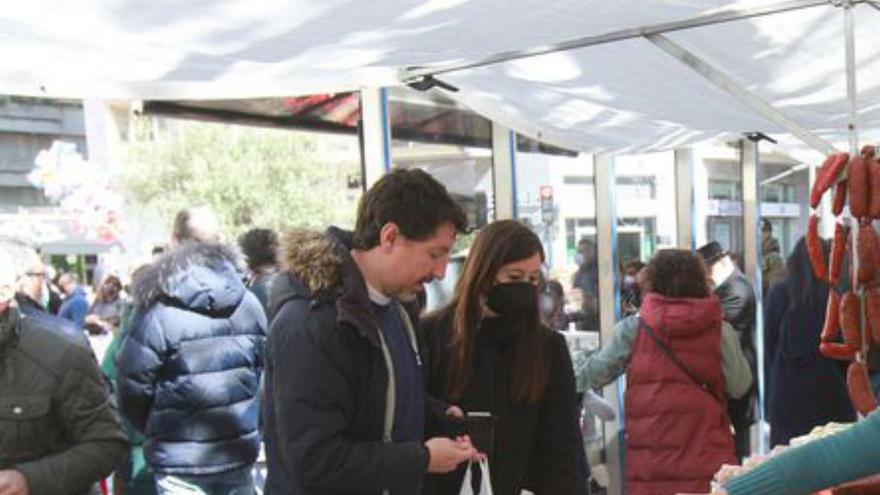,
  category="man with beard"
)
[264,169,478,494]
